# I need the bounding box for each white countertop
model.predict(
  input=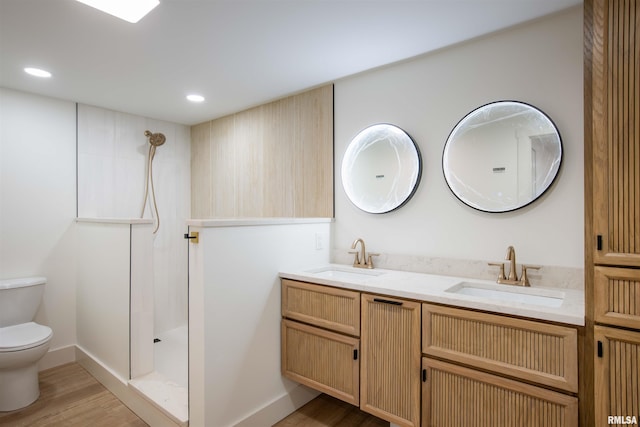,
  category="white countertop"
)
[280,264,585,326]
